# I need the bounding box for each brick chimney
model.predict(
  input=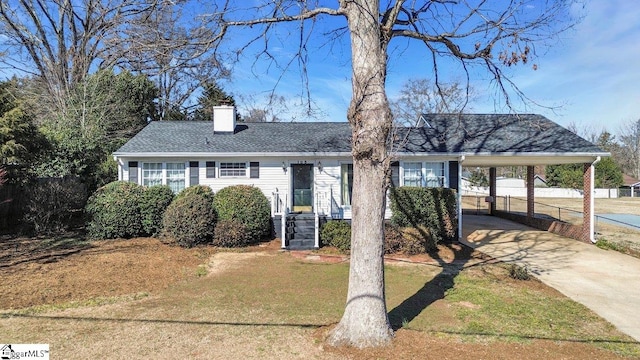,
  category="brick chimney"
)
[212,105,236,134]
